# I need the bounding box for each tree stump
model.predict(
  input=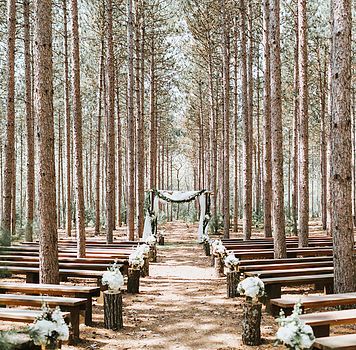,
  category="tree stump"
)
[242,302,262,346]
[214,256,225,277]
[226,270,240,298]
[127,268,140,294]
[104,290,123,330]
[203,241,210,256]
[149,245,157,262]
[211,254,215,267]
[141,257,149,277]
[158,235,164,245]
